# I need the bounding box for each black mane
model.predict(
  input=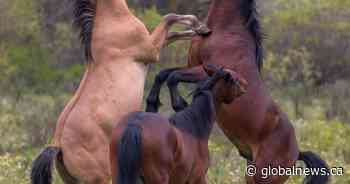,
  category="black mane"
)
[168,71,226,138]
[240,0,264,72]
[169,91,216,138]
[73,0,96,62]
